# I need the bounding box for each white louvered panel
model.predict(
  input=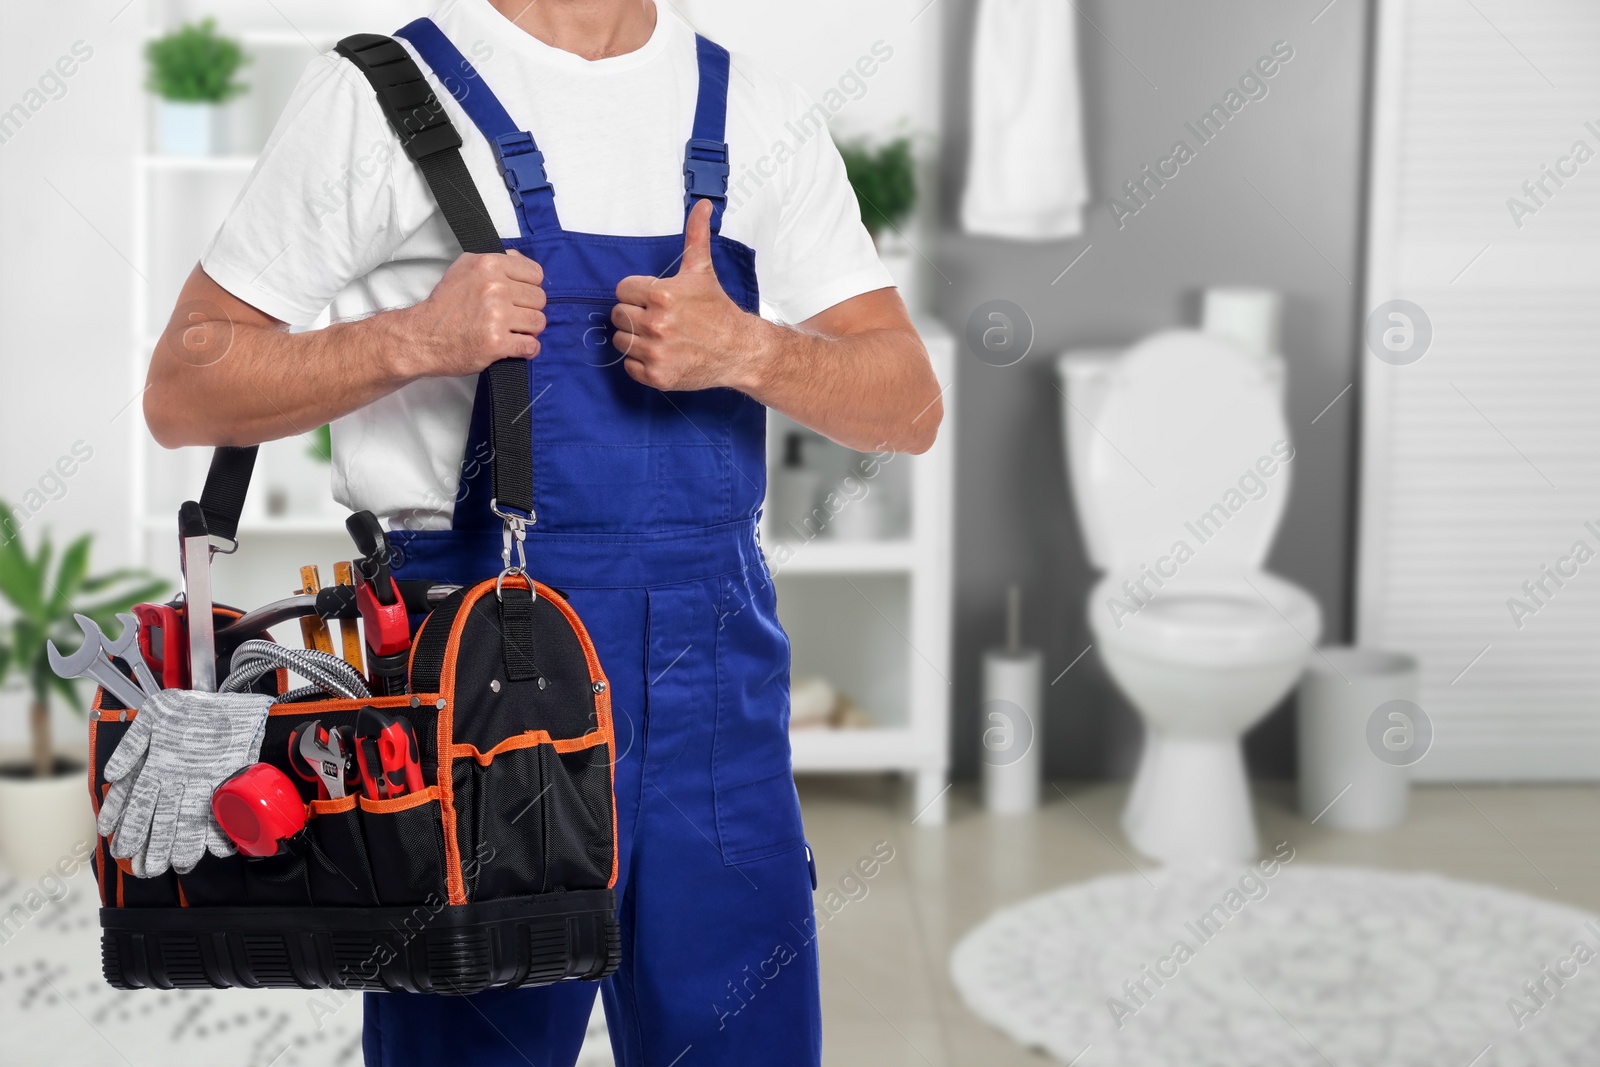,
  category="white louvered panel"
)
[1359,0,1600,778]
